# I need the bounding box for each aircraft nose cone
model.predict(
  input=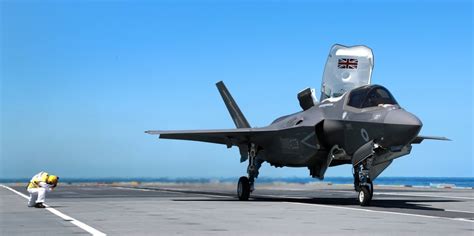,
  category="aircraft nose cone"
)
[381,109,422,147]
[384,109,422,127]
